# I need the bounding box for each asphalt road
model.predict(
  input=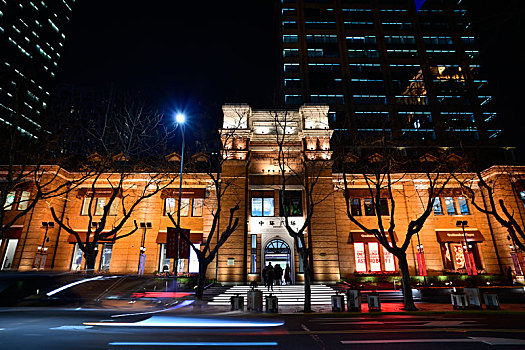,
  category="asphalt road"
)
[1,307,525,349]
